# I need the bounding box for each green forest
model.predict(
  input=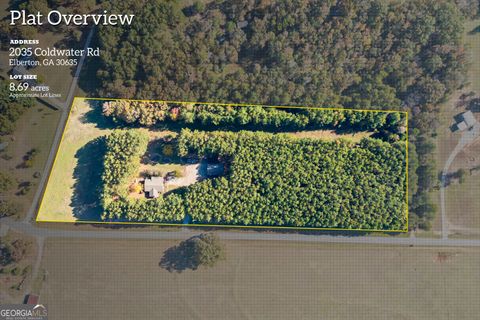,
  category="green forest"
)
[102,100,406,141]
[96,0,466,109]
[92,0,477,229]
[180,130,406,230]
[0,80,34,136]
[100,128,406,230]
